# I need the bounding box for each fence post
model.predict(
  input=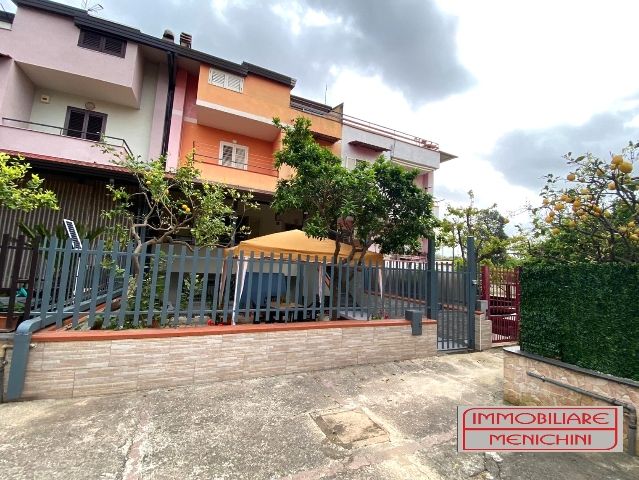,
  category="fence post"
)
[467,236,477,349]
[427,237,438,320]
